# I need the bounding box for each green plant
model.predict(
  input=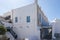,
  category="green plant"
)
[0,25,7,35]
